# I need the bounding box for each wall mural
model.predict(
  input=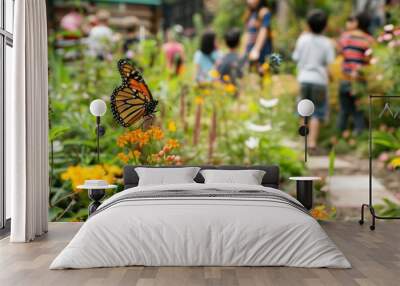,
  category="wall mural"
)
[47,2,400,222]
